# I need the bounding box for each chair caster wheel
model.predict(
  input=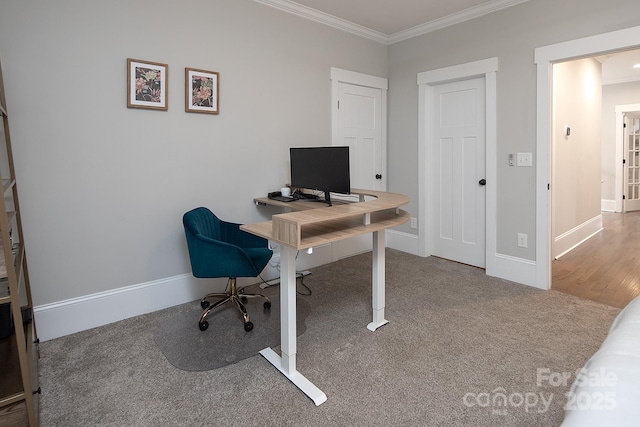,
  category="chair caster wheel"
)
[199,321,209,331]
[201,300,210,309]
[244,321,254,332]
[264,301,271,309]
